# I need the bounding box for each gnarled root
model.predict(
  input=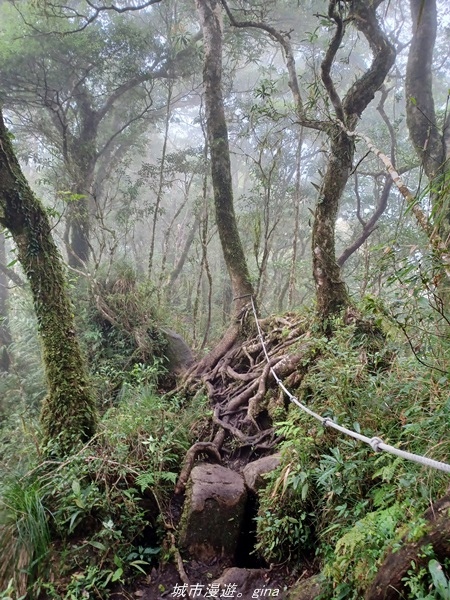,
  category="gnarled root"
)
[174,442,222,494]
